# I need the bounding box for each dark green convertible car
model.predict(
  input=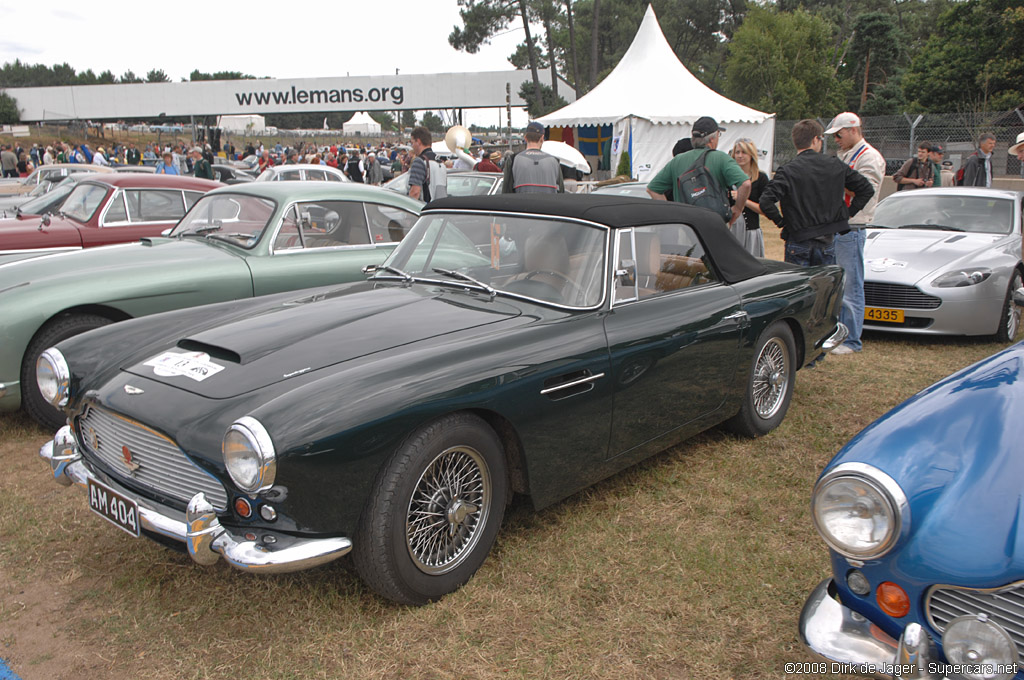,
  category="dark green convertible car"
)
[0,181,421,429]
[40,194,847,605]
